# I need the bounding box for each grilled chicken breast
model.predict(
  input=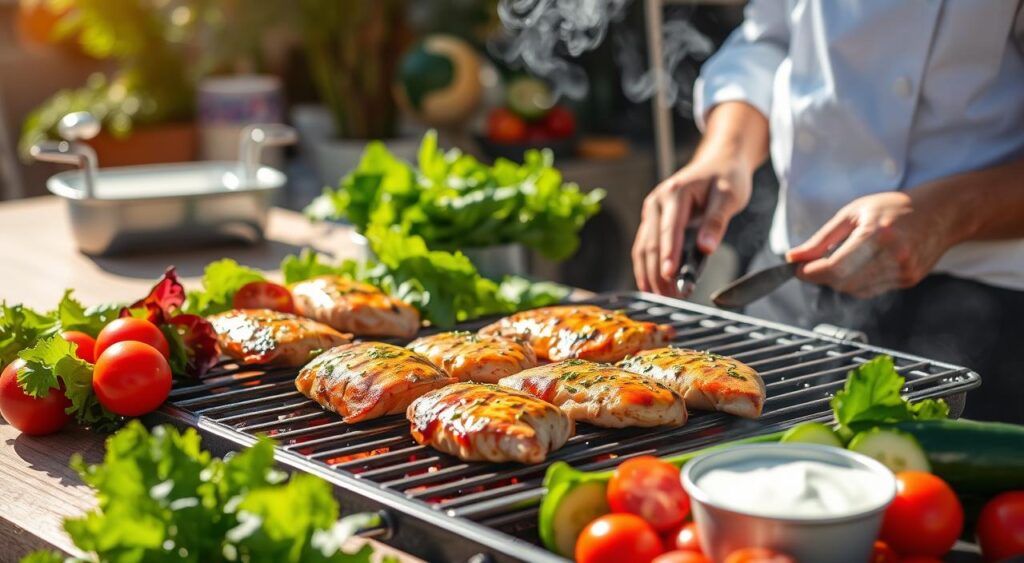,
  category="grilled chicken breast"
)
[479,305,674,363]
[406,331,538,383]
[208,309,350,366]
[407,383,574,464]
[498,359,687,428]
[619,348,766,419]
[296,342,454,424]
[290,275,420,338]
